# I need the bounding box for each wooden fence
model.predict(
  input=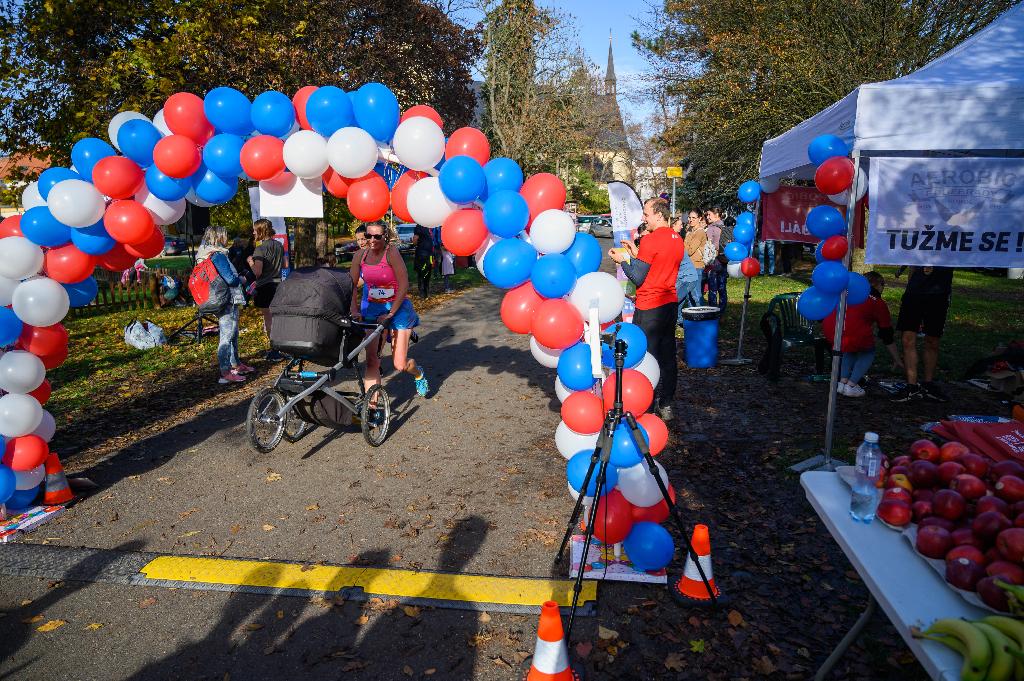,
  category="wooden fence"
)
[69,265,193,317]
